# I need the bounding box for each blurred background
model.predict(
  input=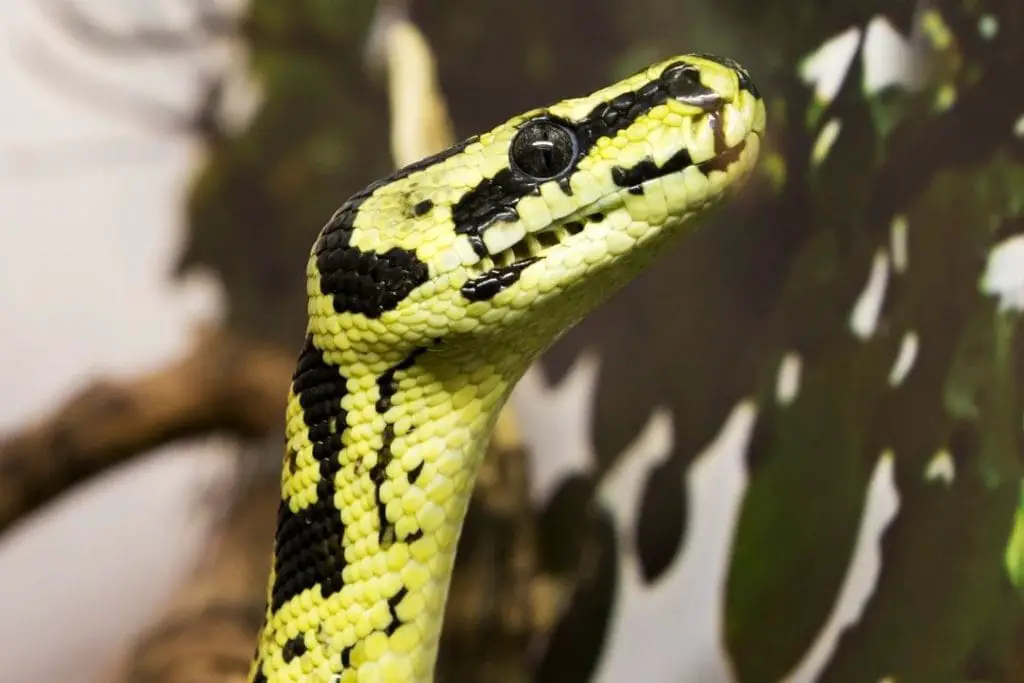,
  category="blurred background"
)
[1,0,1023,682]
